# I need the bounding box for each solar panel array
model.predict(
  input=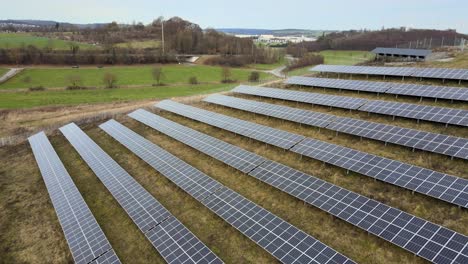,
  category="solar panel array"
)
[100,119,355,264]
[128,110,468,264]
[285,76,468,101]
[232,85,468,127]
[232,85,368,110]
[155,100,468,208]
[359,100,468,127]
[28,132,121,264]
[157,100,305,149]
[204,95,468,160]
[204,94,336,128]
[310,65,468,81]
[59,123,222,264]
